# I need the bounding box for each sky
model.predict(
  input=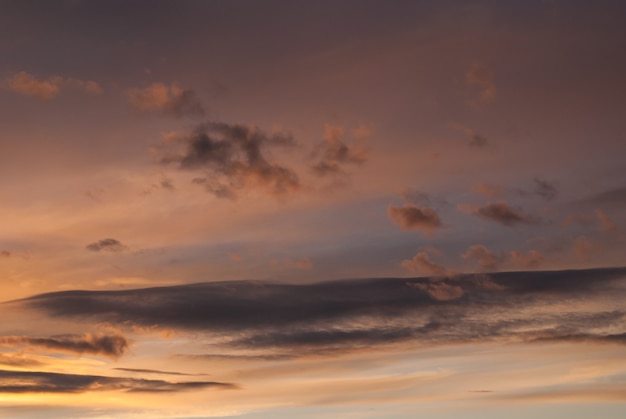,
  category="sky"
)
[0,0,625,417]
